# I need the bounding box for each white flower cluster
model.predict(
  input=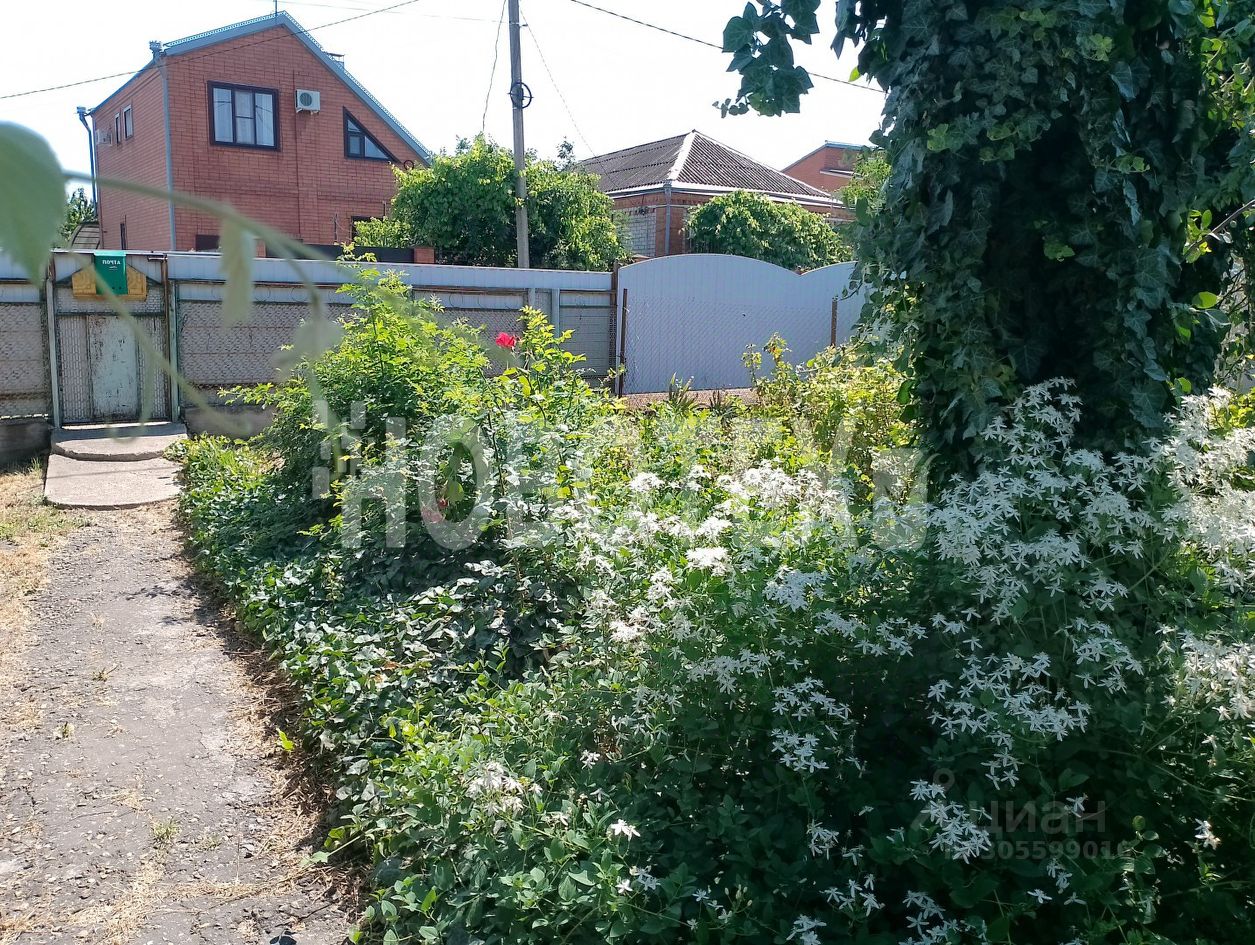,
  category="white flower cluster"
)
[465,761,539,815]
[1162,391,1255,590]
[494,378,1252,942]
[1178,631,1255,722]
